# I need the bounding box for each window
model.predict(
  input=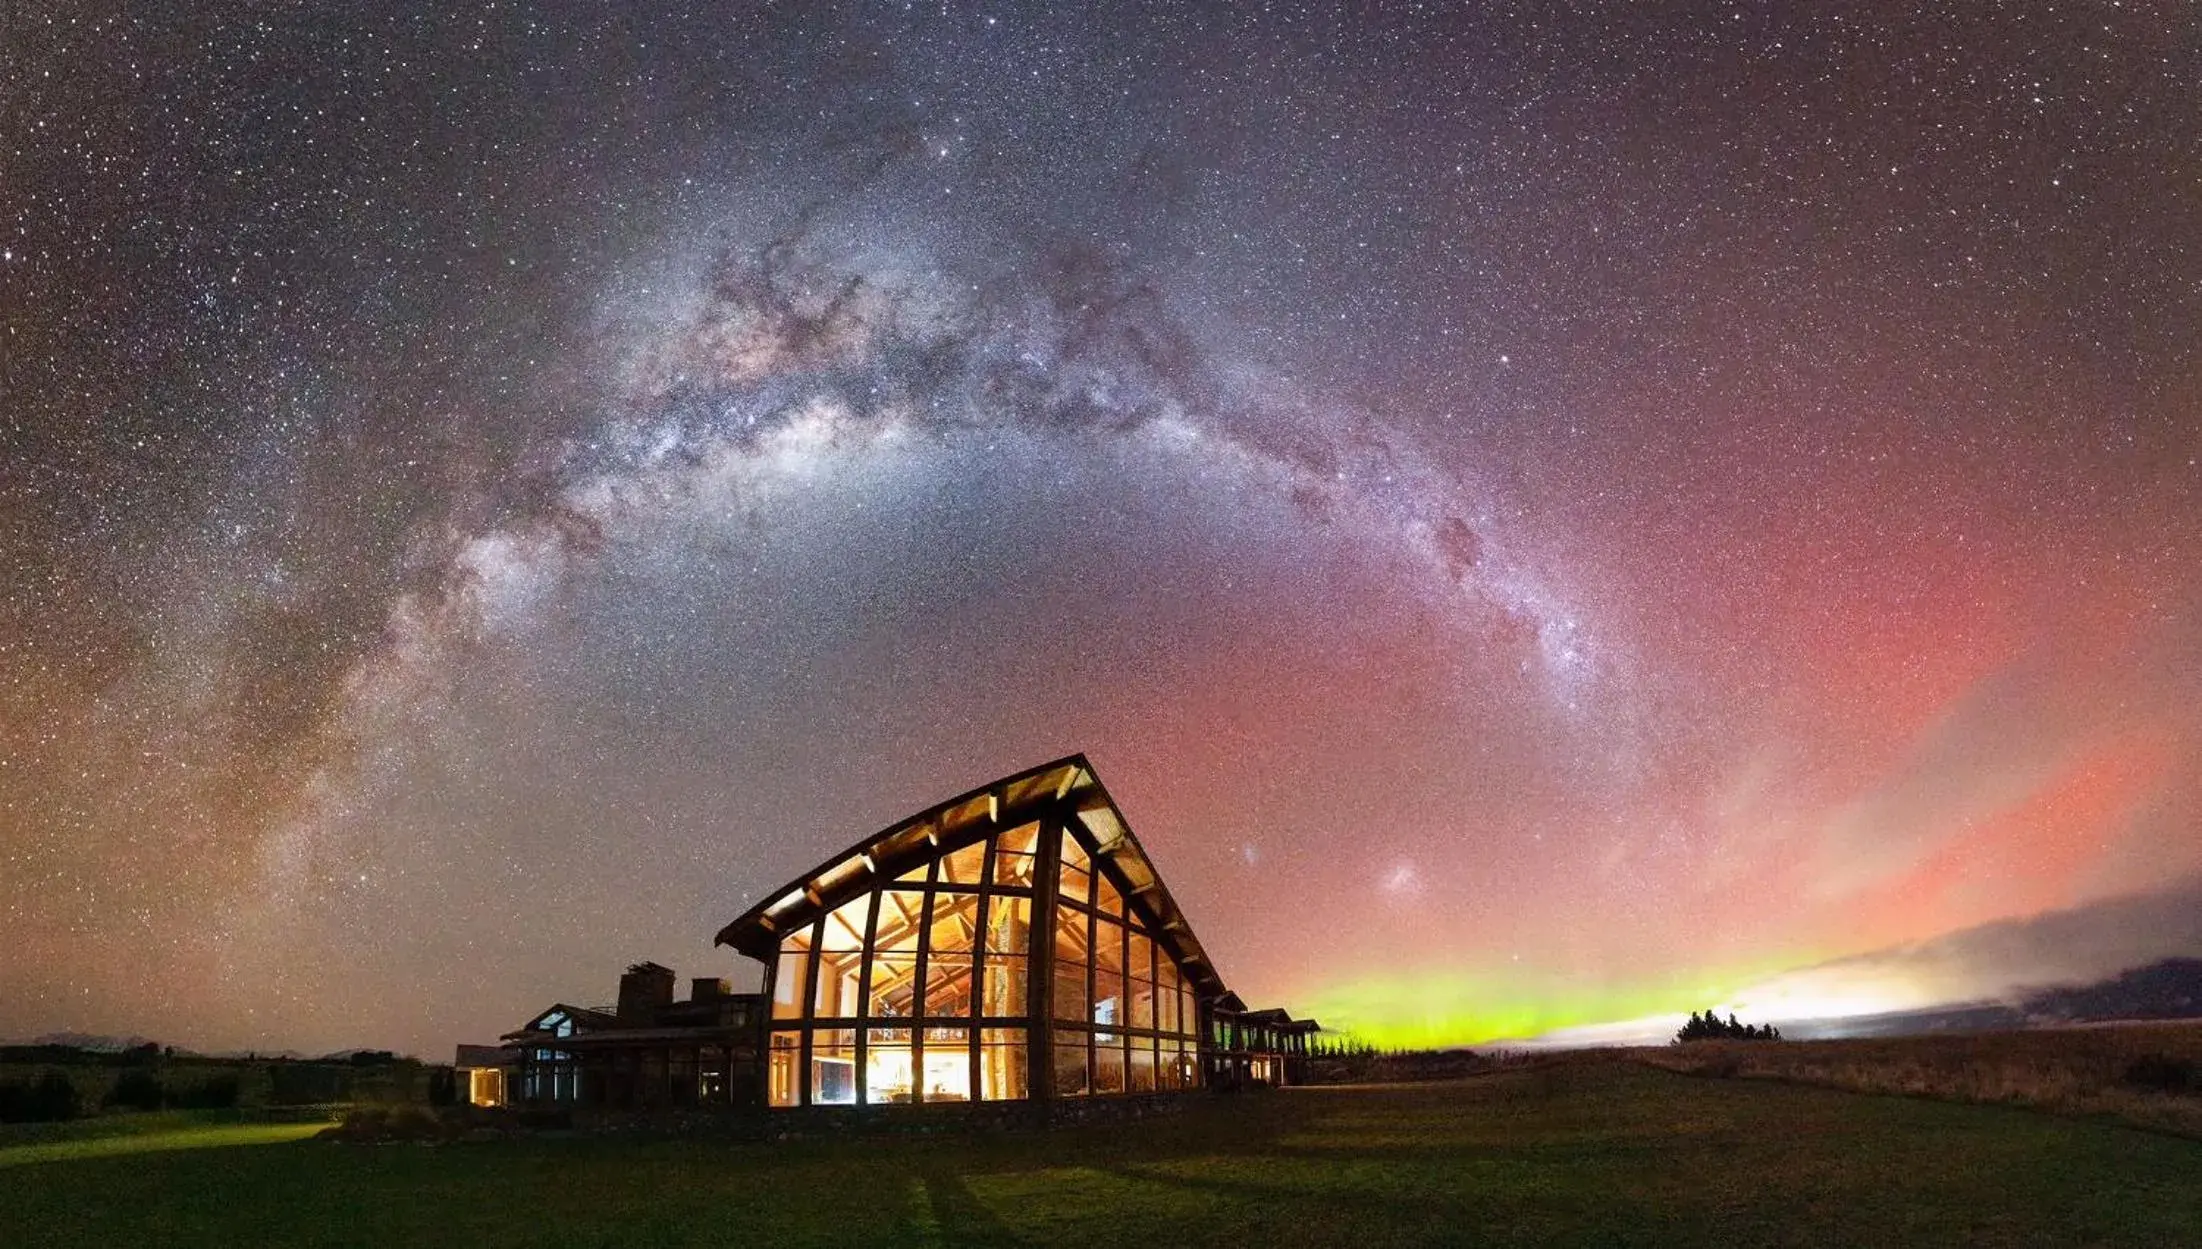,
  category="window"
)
[814,1030,859,1106]
[981,1028,1027,1100]
[1130,1039,1156,1093]
[1051,903,1089,1022]
[984,894,1029,952]
[1157,957,1180,1033]
[769,1033,801,1107]
[923,1026,971,1102]
[923,891,979,1017]
[938,839,987,886]
[868,890,925,1019]
[993,822,1039,888]
[866,1027,914,1104]
[1052,1037,1089,1098]
[984,895,1029,1016]
[773,928,812,1021]
[699,1049,727,1104]
[926,890,979,954]
[1093,1034,1127,1094]
[815,896,868,1019]
[1095,871,1123,917]
[1058,828,1091,905]
[1092,917,1125,1031]
[1164,1039,1196,1090]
